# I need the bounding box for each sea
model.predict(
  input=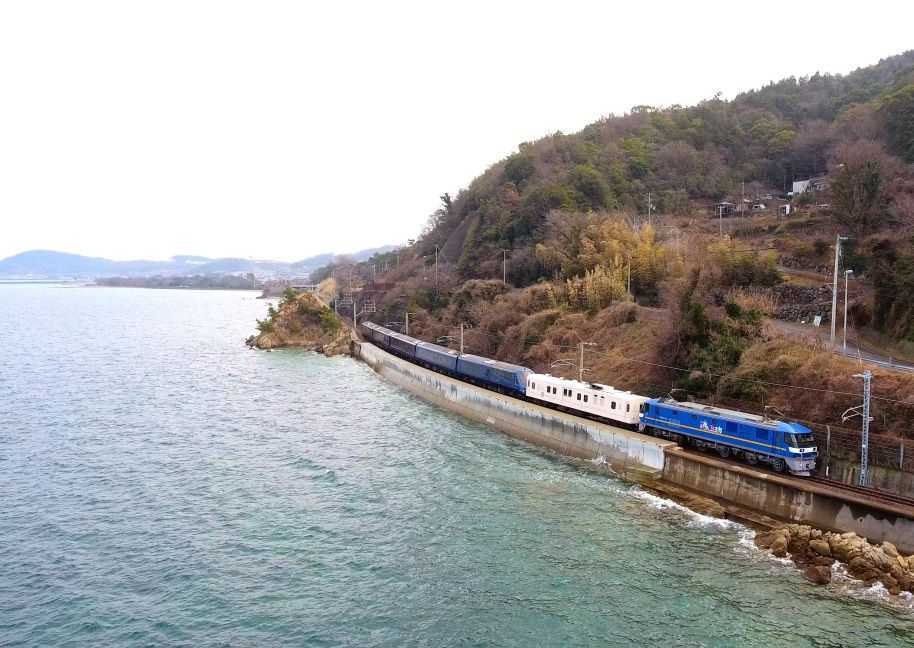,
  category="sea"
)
[2,284,913,647]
